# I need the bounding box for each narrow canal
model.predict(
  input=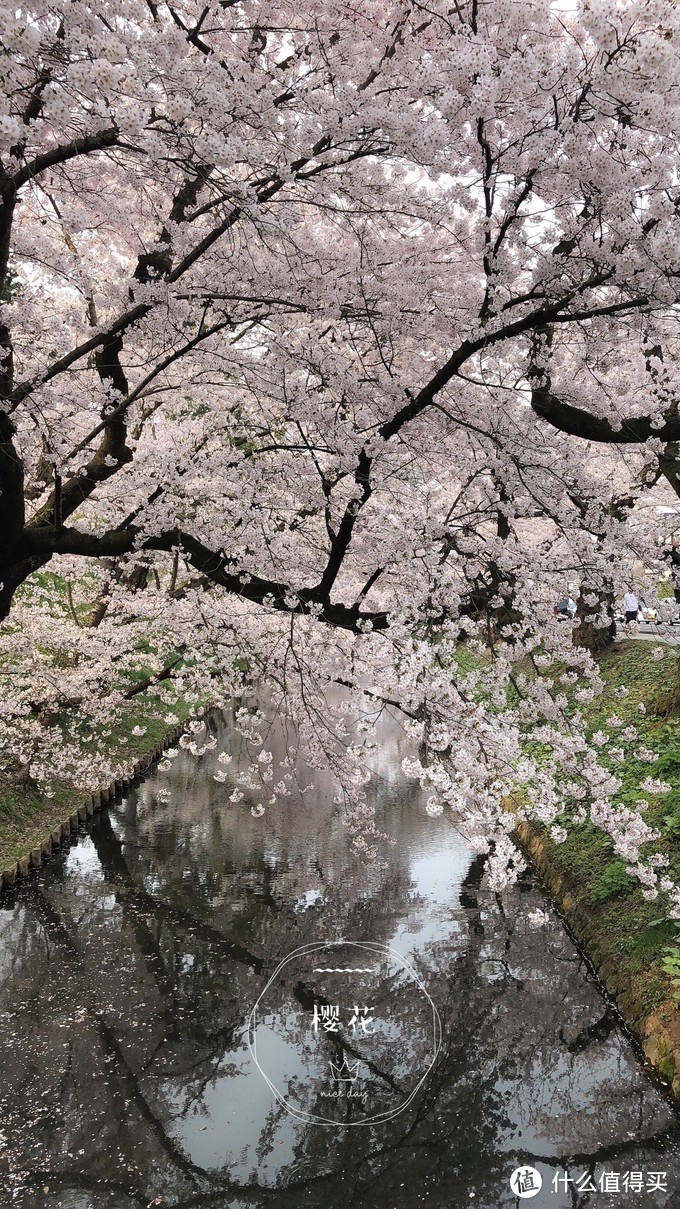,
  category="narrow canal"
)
[0,706,679,1208]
